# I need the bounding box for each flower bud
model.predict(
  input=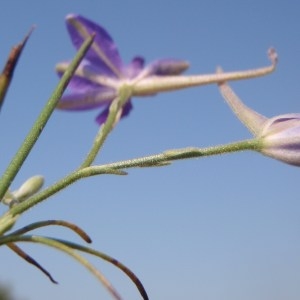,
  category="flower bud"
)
[12,175,44,202]
[258,114,300,166]
[2,190,15,206]
[218,76,300,167]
